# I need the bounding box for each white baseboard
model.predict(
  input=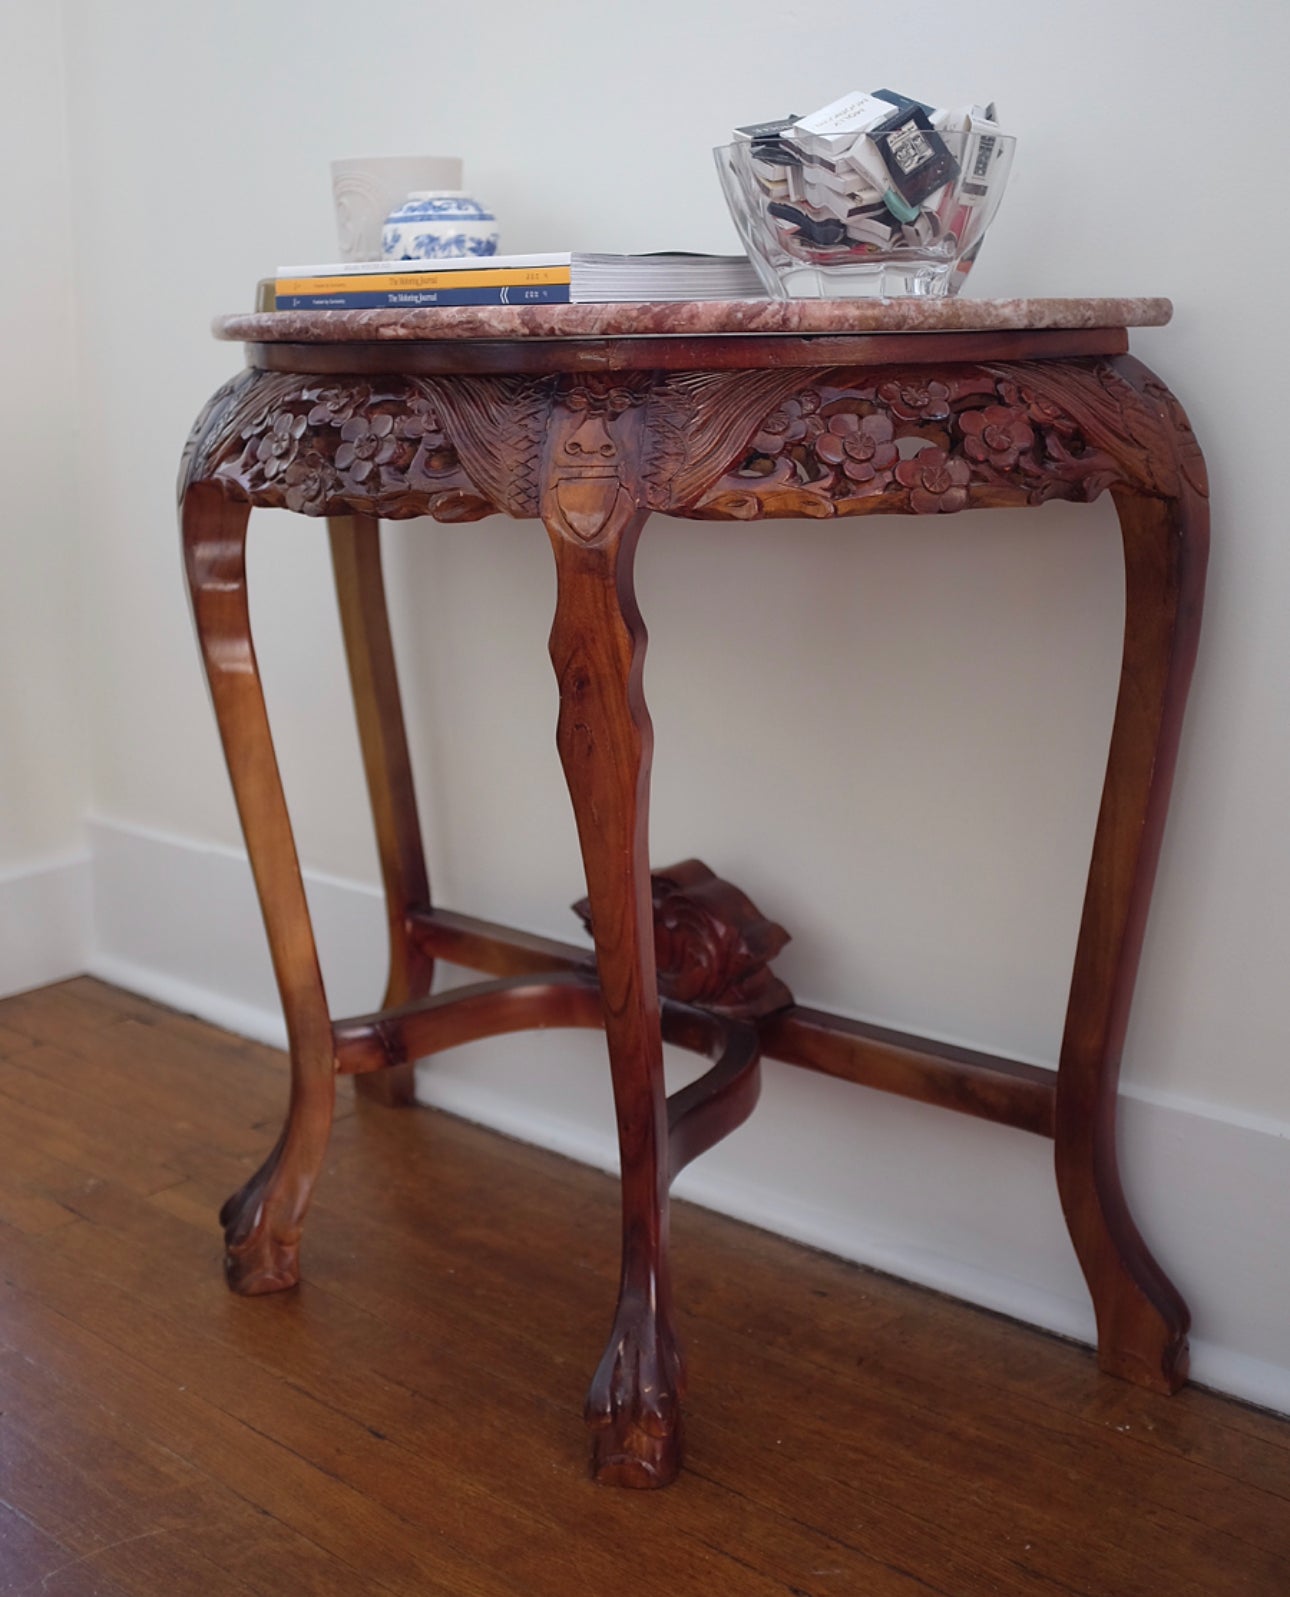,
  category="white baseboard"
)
[87,814,388,1045]
[86,814,1290,1418]
[0,852,92,1001]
